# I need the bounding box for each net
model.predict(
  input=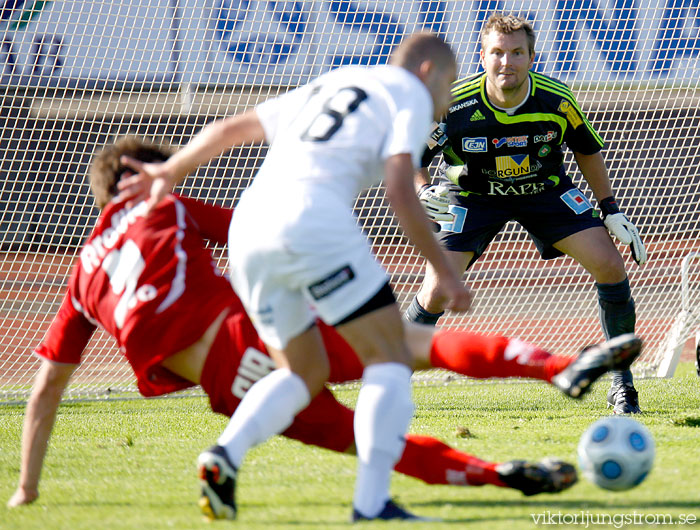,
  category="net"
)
[2,0,699,402]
